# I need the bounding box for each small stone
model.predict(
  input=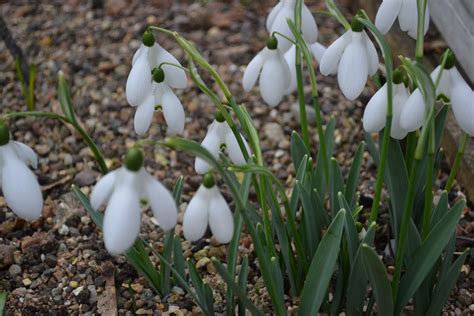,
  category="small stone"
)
[171,286,184,296]
[469,304,474,312]
[0,245,15,268]
[74,170,99,186]
[72,286,84,296]
[196,257,211,269]
[194,249,208,261]
[70,280,79,288]
[58,224,70,236]
[8,264,22,276]
[23,278,32,286]
[81,216,91,225]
